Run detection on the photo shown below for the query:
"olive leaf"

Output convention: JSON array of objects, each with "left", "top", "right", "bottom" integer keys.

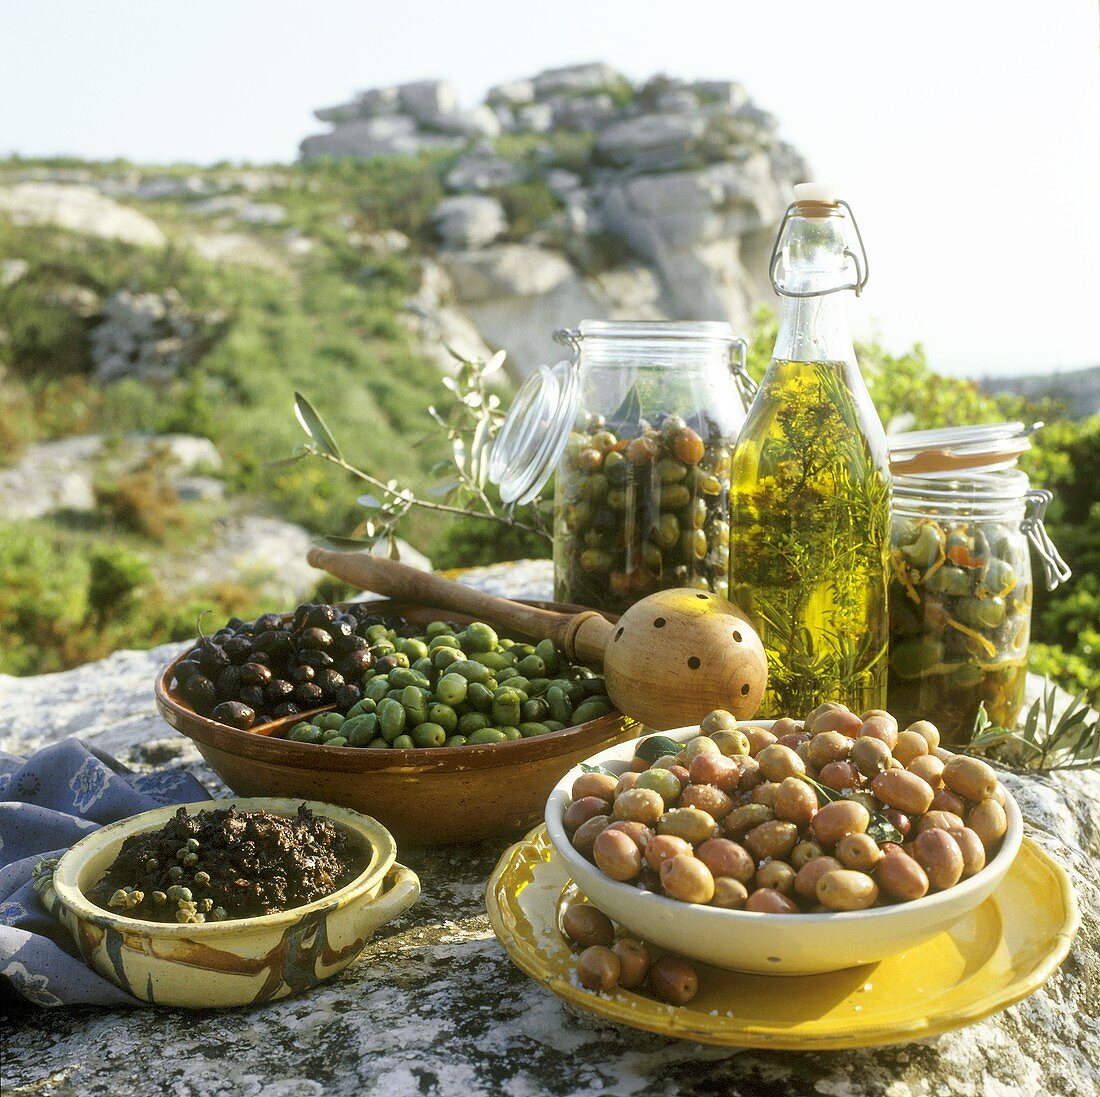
[
  {"left": 634, "top": 734, "right": 684, "bottom": 764},
  {"left": 866, "top": 815, "right": 906, "bottom": 845},
  {"left": 294, "top": 392, "right": 342, "bottom": 459},
  {"left": 794, "top": 772, "right": 843, "bottom": 805},
  {"left": 607, "top": 382, "right": 643, "bottom": 436},
  {"left": 796, "top": 773, "right": 905, "bottom": 844},
  {"left": 579, "top": 763, "right": 617, "bottom": 777}
]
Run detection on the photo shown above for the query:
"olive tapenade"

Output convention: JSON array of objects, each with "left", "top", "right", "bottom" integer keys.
[{"left": 89, "top": 804, "right": 363, "bottom": 924}]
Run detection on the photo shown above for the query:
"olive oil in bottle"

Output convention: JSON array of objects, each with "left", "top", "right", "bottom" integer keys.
[{"left": 729, "top": 186, "right": 890, "bottom": 716}]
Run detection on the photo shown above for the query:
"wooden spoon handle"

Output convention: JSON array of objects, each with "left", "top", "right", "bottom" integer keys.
[{"left": 306, "top": 548, "right": 612, "bottom": 663}]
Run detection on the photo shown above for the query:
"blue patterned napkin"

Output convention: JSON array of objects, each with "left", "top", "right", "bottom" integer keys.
[{"left": 0, "top": 737, "right": 210, "bottom": 1007}]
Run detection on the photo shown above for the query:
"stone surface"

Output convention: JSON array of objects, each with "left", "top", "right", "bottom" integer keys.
[
  {"left": 594, "top": 113, "right": 706, "bottom": 170},
  {"left": 441, "top": 244, "right": 574, "bottom": 302},
  {"left": 432, "top": 195, "right": 507, "bottom": 249},
  {"left": 0, "top": 183, "right": 165, "bottom": 247},
  {"left": 90, "top": 288, "right": 212, "bottom": 384},
  {"left": 443, "top": 152, "right": 524, "bottom": 193},
  {"left": 1, "top": 560, "right": 1097, "bottom": 1097},
  {"left": 0, "top": 432, "right": 219, "bottom": 521}
]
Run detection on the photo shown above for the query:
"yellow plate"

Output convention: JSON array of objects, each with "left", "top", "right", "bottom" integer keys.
[{"left": 485, "top": 826, "right": 1079, "bottom": 1050}]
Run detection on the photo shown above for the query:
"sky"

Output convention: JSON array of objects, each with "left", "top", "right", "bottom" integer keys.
[{"left": 1, "top": 0, "right": 1098, "bottom": 379}]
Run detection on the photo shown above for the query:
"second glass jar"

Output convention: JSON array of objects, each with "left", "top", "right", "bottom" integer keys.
[{"left": 553, "top": 321, "right": 752, "bottom": 613}]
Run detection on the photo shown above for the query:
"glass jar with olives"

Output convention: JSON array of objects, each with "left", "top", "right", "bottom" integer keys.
[
  {"left": 491, "top": 321, "right": 753, "bottom": 614},
  {"left": 887, "top": 427, "right": 1070, "bottom": 745}
]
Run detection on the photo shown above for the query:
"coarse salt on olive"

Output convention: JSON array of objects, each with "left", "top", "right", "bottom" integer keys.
[
  {"left": 743, "top": 819, "right": 799, "bottom": 861},
  {"left": 874, "top": 849, "right": 929, "bottom": 902},
  {"left": 942, "top": 756, "right": 998, "bottom": 802},
  {"left": 811, "top": 800, "right": 870, "bottom": 846},
  {"left": 612, "top": 939, "right": 651, "bottom": 988},
  {"left": 913, "top": 829, "right": 964, "bottom": 891},
  {"left": 773, "top": 776, "right": 818, "bottom": 827},
  {"left": 564, "top": 796, "right": 612, "bottom": 831},
  {"left": 613, "top": 787, "right": 664, "bottom": 826},
  {"left": 593, "top": 828, "right": 643, "bottom": 881},
  {"left": 892, "top": 730, "right": 930, "bottom": 767},
  {"left": 572, "top": 772, "right": 618, "bottom": 802},
  {"left": 660, "top": 854, "right": 715, "bottom": 904},
  {"left": 696, "top": 838, "right": 755, "bottom": 882},
  {"left": 680, "top": 783, "right": 734, "bottom": 819},
  {"left": 966, "top": 798, "right": 1008, "bottom": 850},
  {"left": 710, "top": 877, "right": 749, "bottom": 909},
  {"left": 815, "top": 869, "right": 878, "bottom": 911},
  {"left": 571, "top": 814, "right": 611, "bottom": 858},
  {"left": 755, "top": 859, "right": 796, "bottom": 896},
  {"left": 870, "top": 769, "right": 935, "bottom": 815},
  {"left": 657, "top": 807, "right": 716, "bottom": 845},
  {"left": 644, "top": 833, "right": 692, "bottom": 872},
  {"left": 576, "top": 945, "right": 621, "bottom": 991},
  {"left": 794, "top": 855, "right": 843, "bottom": 901},
  {"left": 756, "top": 743, "right": 806, "bottom": 782}
]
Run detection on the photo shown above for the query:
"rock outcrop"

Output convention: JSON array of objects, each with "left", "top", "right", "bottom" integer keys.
[
  {"left": 0, "top": 183, "right": 165, "bottom": 247},
  {"left": 303, "top": 64, "right": 806, "bottom": 373}
]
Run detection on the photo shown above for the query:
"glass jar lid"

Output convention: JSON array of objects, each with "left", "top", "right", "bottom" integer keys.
[
  {"left": 488, "top": 350, "right": 580, "bottom": 506},
  {"left": 887, "top": 422, "right": 1037, "bottom": 476},
  {"left": 888, "top": 422, "right": 1070, "bottom": 591},
  {"left": 488, "top": 321, "right": 750, "bottom": 506}
]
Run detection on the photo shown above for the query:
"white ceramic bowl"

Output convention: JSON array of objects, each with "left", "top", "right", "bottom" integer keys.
[
  {"left": 41, "top": 798, "right": 420, "bottom": 1007},
  {"left": 545, "top": 724, "right": 1023, "bottom": 975}
]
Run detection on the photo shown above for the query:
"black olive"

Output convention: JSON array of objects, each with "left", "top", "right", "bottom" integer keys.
[
  {"left": 299, "top": 627, "right": 333, "bottom": 651},
  {"left": 265, "top": 679, "right": 295, "bottom": 703},
  {"left": 226, "top": 617, "right": 246, "bottom": 631},
  {"left": 289, "top": 664, "right": 316, "bottom": 684},
  {"left": 249, "top": 651, "right": 272, "bottom": 667},
  {"left": 216, "top": 665, "right": 243, "bottom": 700},
  {"left": 239, "top": 685, "right": 267, "bottom": 711},
  {"left": 295, "top": 682, "right": 324, "bottom": 708},
  {"left": 292, "top": 603, "right": 315, "bottom": 630},
  {"left": 337, "top": 650, "right": 373, "bottom": 677},
  {"left": 213, "top": 628, "right": 235, "bottom": 644},
  {"left": 305, "top": 605, "right": 337, "bottom": 629},
  {"left": 335, "top": 684, "right": 362, "bottom": 712},
  {"left": 253, "top": 630, "right": 293, "bottom": 656},
  {"left": 255, "top": 613, "right": 285, "bottom": 633},
  {"left": 315, "top": 669, "right": 345, "bottom": 700},
  {"left": 196, "top": 641, "right": 231, "bottom": 673},
  {"left": 211, "top": 702, "right": 256, "bottom": 730},
  {"left": 183, "top": 675, "right": 217, "bottom": 714},
  {"left": 173, "top": 659, "right": 204, "bottom": 686},
  {"left": 328, "top": 620, "right": 354, "bottom": 646},
  {"left": 272, "top": 702, "right": 301, "bottom": 718},
  {"left": 298, "top": 649, "right": 334, "bottom": 669},
  {"left": 240, "top": 662, "right": 273, "bottom": 687},
  {"left": 223, "top": 635, "right": 254, "bottom": 664}
]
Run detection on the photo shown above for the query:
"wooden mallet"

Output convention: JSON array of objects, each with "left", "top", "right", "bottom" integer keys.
[{"left": 307, "top": 549, "right": 767, "bottom": 730}]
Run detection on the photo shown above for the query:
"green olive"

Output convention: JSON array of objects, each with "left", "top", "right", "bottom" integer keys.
[
  {"left": 955, "top": 595, "right": 1005, "bottom": 630},
  {"left": 899, "top": 523, "right": 944, "bottom": 569},
  {"left": 890, "top": 636, "right": 945, "bottom": 679},
  {"left": 926, "top": 566, "right": 971, "bottom": 597}
]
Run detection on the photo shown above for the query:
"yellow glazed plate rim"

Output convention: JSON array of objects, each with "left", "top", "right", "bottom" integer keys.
[{"left": 485, "top": 826, "right": 1079, "bottom": 1050}]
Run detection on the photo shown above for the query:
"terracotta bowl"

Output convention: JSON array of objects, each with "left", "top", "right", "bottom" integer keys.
[
  {"left": 545, "top": 724, "right": 1023, "bottom": 975},
  {"left": 155, "top": 600, "right": 639, "bottom": 847},
  {"left": 39, "top": 798, "right": 420, "bottom": 1008}
]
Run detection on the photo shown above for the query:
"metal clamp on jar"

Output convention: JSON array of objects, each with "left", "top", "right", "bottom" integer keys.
[
  {"left": 489, "top": 321, "right": 754, "bottom": 613},
  {"left": 887, "top": 422, "right": 1071, "bottom": 744}
]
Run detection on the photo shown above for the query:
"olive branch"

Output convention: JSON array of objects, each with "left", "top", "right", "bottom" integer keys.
[{"left": 278, "top": 348, "right": 552, "bottom": 557}]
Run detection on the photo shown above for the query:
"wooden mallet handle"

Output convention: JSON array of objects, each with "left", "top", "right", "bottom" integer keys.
[{"left": 306, "top": 548, "right": 612, "bottom": 666}]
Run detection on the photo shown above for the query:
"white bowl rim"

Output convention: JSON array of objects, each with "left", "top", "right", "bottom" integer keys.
[
  {"left": 545, "top": 722, "right": 1024, "bottom": 924},
  {"left": 52, "top": 797, "right": 398, "bottom": 936}
]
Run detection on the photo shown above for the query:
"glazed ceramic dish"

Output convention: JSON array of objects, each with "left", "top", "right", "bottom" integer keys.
[
  {"left": 544, "top": 724, "right": 1025, "bottom": 975},
  {"left": 40, "top": 798, "right": 420, "bottom": 1008},
  {"left": 486, "top": 826, "right": 1078, "bottom": 1049},
  {"left": 155, "top": 600, "right": 639, "bottom": 846}
]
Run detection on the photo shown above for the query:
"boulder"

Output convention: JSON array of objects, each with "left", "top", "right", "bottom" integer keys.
[
  {"left": 693, "top": 79, "right": 750, "bottom": 111},
  {"left": 532, "top": 62, "right": 625, "bottom": 97},
  {"left": 486, "top": 79, "right": 535, "bottom": 107},
  {"left": 444, "top": 152, "right": 524, "bottom": 193},
  {"left": 423, "top": 104, "right": 501, "bottom": 139},
  {"left": 398, "top": 79, "right": 458, "bottom": 120},
  {"left": 300, "top": 119, "right": 460, "bottom": 160},
  {"left": 594, "top": 113, "right": 706, "bottom": 169},
  {"left": 514, "top": 102, "right": 554, "bottom": 133},
  {"left": 440, "top": 244, "right": 573, "bottom": 302},
  {"left": 0, "top": 433, "right": 220, "bottom": 522},
  {"left": 0, "top": 183, "right": 165, "bottom": 247},
  {"left": 1, "top": 258, "right": 29, "bottom": 288},
  {"left": 432, "top": 195, "right": 507, "bottom": 249},
  {"left": 403, "top": 259, "right": 494, "bottom": 371},
  {"left": 554, "top": 93, "right": 618, "bottom": 131}
]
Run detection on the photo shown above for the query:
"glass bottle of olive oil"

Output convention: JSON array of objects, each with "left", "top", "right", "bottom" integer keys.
[{"left": 729, "top": 185, "right": 890, "bottom": 716}]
